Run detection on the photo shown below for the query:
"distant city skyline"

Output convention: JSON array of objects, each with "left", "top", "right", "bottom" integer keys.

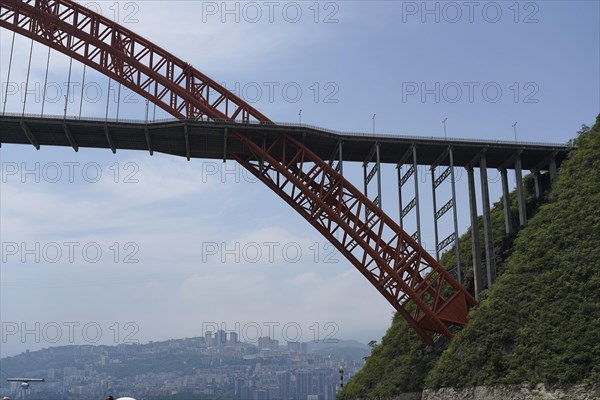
[
  {"left": 1, "top": 1, "right": 599, "bottom": 358},
  {"left": 0, "top": 333, "right": 368, "bottom": 399}
]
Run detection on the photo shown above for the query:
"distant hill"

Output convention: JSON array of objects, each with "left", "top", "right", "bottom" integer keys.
[
  {"left": 0, "top": 336, "right": 368, "bottom": 381},
  {"left": 307, "top": 339, "right": 369, "bottom": 352},
  {"left": 1, "top": 334, "right": 368, "bottom": 399},
  {"left": 308, "top": 339, "right": 370, "bottom": 360},
  {"left": 341, "top": 116, "right": 600, "bottom": 398}
]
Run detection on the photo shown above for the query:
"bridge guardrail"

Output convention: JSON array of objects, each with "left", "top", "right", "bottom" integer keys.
[{"left": 0, "top": 111, "right": 570, "bottom": 149}]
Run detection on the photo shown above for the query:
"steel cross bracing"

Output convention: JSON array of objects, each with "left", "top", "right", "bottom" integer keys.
[
  {"left": 363, "top": 142, "right": 382, "bottom": 219},
  {"left": 430, "top": 146, "right": 461, "bottom": 284},
  {"left": 0, "top": 0, "right": 478, "bottom": 344},
  {"left": 231, "top": 131, "right": 477, "bottom": 345},
  {"left": 397, "top": 145, "right": 422, "bottom": 244},
  {"left": 0, "top": 0, "right": 269, "bottom": 122}
]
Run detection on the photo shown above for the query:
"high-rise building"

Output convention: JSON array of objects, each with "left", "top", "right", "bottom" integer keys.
[
  {"left": 296, "top": 371, "right": 312, "bottom": 399},
  {"left": 254, "top": 389, "right": 267, "bottom": 400},
  {"left": 258, "top": 336, "right": 276, "bottom": 351},
  {"left": 276, "top": 371, "right": 291, "bottom": 398},
  {"left": 235, "top": 377, "right": 246, "bottom": 400},
  {"left": 205, "top": 331, "right": 213, "bottom": 347},
  {"left": 287, "top": 341, "right": 302, "bottom": 353},
  {"left": 229, "top": 331, "right": 238, "bottom": 345},
  {"left": 301, "top": 342, "right": 308, "bottom": 354},
  {"left": 214, "top": 330, "right": 227, "bottom": 347}
]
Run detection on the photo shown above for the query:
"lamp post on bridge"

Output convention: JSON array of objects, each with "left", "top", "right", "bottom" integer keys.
[
  {"left": 442, "top": 117, "right": 448, "bottom": 139},
  {"left": 372, "top": 113, "right": 376, "bottom": 136},
  {"left": 513, "top": 121, "right": 518, "bottom": 142},
  {"left": 299, "top": 109, "right": 302, "bottom": 124}
]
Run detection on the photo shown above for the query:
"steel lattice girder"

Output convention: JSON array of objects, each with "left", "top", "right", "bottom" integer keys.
[
  {"left": 231, "top": 131, "right": 477, "bottom": 345},
  {"left": 0, "top": 0, "right": 269, "bottom": 122},
  {"left": 0, "top": 0, "right": 478, "bottom": 344}
]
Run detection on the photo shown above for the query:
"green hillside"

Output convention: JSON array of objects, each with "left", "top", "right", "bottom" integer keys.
[
  {"left": 340, "top": 117, "right": 599, "bottom": 398},
  {"left": 427, "top": 116, "right": 600, "bottom": 387}
]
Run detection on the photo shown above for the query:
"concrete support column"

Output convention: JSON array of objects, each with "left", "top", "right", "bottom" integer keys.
[
  {"left": 376, "top": 142, "right": 382, "bottom": 209},
  {"left": 549, "top": 155, "right": 557, "bottom": 183},
  {"left": 413, "top": 146, "right": 421, "bottom": 245},
  {"left": 363, "top": 163, "right": 368, "bottom": 215},
  {"left": 397, "top": 166, "right": 404, "bottom": 229},
  {"left": 515, "top": 157, "right": 527, "bottom": 226},
  {"left": 533, "top": 169, "right": 541, "bottom": 199},
  {"left": 500, "top": 168, "right": 513, "bottom": 236},
  {"left": 431, "top": 167, "right": 440, "bottom": 261},
  {"left": 467, "top": 167, "right": 484, "bottom": 301},
  {"left": 338, "top": 140, "right": 344, "bottom": 175},
  {"left": 479, "top": 155, "right": 496, "bottom": 287},
  {"left": 363, "top": 142, "right": 382, "bottom": 219},
  {"left": 449, "top": 147, "right": 461, "bottom": 284}
]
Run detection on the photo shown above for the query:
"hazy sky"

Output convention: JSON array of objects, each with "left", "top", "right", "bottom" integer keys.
[{"left": 0, "top": 1, "right": 599, "bottom": 358}]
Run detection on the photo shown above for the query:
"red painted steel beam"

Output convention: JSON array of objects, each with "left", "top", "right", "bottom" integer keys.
[
  {"left": 0, "top": 0, "right": 478, "bottom": 344},
  {"left": 0, "top": 0, "right": 270, "bottom": 122},
  {"left": 231, "top": 131, "right": 478, "bottom": 344}
]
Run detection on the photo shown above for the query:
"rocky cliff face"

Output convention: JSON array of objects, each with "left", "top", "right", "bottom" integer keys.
[
  {"left": 420, "top": 384, "right": 599, "bottom": 400},
  {"left": 385, "top": 384, "right": 600, "bottom": 400}
]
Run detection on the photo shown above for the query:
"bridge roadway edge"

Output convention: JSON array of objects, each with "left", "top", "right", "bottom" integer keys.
[{"left": 0, "top": 115, "right": 570, "bottom": 170}]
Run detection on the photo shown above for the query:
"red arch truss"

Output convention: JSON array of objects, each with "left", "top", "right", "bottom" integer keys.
[{"left": 0, "top": 0, "right": 477, "bottom": 345}]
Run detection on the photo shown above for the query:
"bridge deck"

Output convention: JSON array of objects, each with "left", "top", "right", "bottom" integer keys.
[{"left": 0, "top": 115, "right": 570, "bottom": 169}]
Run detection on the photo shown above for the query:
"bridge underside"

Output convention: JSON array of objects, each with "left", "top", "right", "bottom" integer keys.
[{"left": 0, "top": 115, "right": 569, "bottom": 169}]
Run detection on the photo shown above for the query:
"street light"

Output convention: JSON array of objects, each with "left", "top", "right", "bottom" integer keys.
[
  {"left": 442, "top": 117, "right": 448, "bottom": 139},
  {"left": 512, "top": 121, "right": 518, "bottom": 142},
  {"left": 299, "top": 109, "right": 302, "bottom": 124},
  {"left": 372, "top": 114, "right": 376, "bottom": 135},
  {"left": 6, "top": 379, "right": 44, "bottom": 400}
]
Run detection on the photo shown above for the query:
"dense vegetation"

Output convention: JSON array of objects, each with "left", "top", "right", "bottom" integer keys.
[
  {"left": 427, "top": 117, "right": 600, "bottom": 387},
  {"left": 341, "top": 117, "right": 599, "bottom": 398}
]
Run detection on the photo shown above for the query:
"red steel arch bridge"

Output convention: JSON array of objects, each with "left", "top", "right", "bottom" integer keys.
[{"left": 0, "top": 0, "right": 570, "bottom": 345}]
